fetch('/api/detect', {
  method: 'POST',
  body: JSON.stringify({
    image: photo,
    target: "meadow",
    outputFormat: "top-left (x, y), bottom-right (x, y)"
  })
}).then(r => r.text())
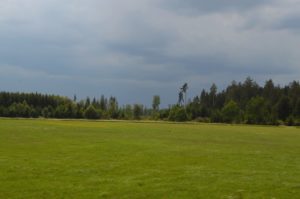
top-left (0, 119), bottom-right (299, 198)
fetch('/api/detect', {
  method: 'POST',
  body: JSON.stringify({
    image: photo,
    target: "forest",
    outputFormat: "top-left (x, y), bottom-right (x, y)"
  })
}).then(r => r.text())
top-left (1, 77), bottom-right (300, 126)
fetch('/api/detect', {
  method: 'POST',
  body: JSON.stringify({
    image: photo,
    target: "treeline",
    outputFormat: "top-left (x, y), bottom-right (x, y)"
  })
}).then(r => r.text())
top-left (1, 77), bottom-right (300, 125)
top-left (172, 77), bottom-right (300, 126)
top-left (0, 92), bottom-right (149, 120)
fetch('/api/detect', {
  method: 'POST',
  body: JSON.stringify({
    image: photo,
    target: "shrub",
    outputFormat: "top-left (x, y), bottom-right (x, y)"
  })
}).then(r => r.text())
top-left (222, 100), bottom-right (240, 123)
top-left (194, 117), bottom-right (210, 123)
top-left (168, 105), bottom-right (188, 122)
top-left (246, 97), bottom-right (269, 124)
top-left (210, 110), bottom-right (223, 123)
top-left (84, 105), bottom-right (99, 119)
top-left (159, 109), bottom-right (170, 120)
top-left (133, 104), bottom-right (143, 120)
top-left (286, 116), bottom-right (295, 126)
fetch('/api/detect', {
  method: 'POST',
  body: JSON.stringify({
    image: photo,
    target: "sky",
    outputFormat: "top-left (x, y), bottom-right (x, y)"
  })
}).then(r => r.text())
top-left (1, 0), bottom-right (300, 107)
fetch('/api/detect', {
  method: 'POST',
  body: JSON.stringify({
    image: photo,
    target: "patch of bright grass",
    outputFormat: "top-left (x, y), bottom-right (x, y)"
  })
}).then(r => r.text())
top-left (0, 119), bottom-right (299, 198)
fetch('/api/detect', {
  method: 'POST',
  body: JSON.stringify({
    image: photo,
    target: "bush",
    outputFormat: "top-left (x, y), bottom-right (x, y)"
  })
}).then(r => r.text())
top-left (84, 105), bottom-right (99, 119)
top-left (294, 119), bottom-right (300, 126)
top-left (133, 104), bottom-right (143, 120)
top-left (194, 117), bottom-right (210, 123)
top-left (268, 117), bottom-right (280, 126)
top-left (210, 110), bottom-right (223, 123)
top-left (286, 116), bottom-right (295, 126)
top-left (8, 102), bottom-right (32, 118)
top-left (246, 97), bottom-right (269, 124)
top-left (168, 105), bottom-right (188, 122)
top-left (159, 109), bottom-right (170, 120)
top-left (151, 111), bottom-right (160, 120)
top-left (222, 100), bottom-right (240, 123)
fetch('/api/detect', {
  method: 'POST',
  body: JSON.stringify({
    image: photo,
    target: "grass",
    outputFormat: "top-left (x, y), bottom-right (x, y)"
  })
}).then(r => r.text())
top-left (0, 119), bottom-right (300, 198)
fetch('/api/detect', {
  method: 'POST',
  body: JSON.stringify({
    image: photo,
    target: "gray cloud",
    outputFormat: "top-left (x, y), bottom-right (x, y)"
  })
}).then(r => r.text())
top-left (273, 15), bottom-right (300, 30)
top-left (160, 0), bottom-right (272, 15)
top-left (0, 0), bottom-right (299, 106)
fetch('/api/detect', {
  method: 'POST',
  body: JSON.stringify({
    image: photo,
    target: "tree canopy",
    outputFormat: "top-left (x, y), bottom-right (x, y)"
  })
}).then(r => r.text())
top-left (1, 77), bottom-right (300, 125)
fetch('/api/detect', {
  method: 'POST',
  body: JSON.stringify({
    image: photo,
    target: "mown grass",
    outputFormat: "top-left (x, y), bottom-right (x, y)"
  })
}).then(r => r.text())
top-left (0, 119), bottom-right (299, 198)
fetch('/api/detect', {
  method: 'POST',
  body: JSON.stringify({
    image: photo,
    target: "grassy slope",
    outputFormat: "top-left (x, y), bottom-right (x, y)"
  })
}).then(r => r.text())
top-left (0, 119), bottom-right (299, 199)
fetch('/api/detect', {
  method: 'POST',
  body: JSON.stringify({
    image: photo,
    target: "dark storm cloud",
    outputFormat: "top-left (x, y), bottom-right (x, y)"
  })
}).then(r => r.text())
top-left (273, 15), bottom-right (300, 30)
top-left (0, 0), bottom-right (299, 106)
top-left (161, 0), bottom-right (272, 15)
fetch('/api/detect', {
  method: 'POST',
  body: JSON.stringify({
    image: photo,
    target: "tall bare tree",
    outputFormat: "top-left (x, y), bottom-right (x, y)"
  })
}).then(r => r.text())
top-left (181, 83), bottom-right (188, 107)
top-left (178, 83), bottom-right (188, 107)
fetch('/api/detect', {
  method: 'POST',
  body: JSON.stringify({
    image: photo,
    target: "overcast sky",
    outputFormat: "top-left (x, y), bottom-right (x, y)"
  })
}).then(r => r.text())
top-left (1, 0), bottom-right (300, 106)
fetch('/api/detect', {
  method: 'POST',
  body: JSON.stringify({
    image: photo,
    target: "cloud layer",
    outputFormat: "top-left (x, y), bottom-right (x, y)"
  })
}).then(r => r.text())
top-left (0, 0), bottom-right (300, 106)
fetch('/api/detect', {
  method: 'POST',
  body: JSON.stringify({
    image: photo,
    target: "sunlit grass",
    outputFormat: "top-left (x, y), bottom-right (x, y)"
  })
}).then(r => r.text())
top-left (0, 119), bottom-right (299, 198)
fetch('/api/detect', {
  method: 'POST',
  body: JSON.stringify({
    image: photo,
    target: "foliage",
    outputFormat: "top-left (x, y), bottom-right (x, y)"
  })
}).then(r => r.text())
top-left (108, 97), bottom-right (119, 119)
top-left (1, 77), bottom-right (300, 125)
top-left (245, 97), bottom-right (269, 124)
top-left (151, 95), bottom-right (161, 120)
top-left (178, 83), bottom-right (188, 106)
top-left (152, 95), bottom-right (160, 111)
top-left (221, 100), bottom-right (240, 123)
top-left (159, 109), bottom-right (170, 120)
top-left (133, 104), bottom-right (143, 120)
top-left (168, 105), bottom-right (188, 122)
top-left (286, 116), bottom-right (295, 126)
top-left (276, 96), bottom-right (291, 121)
top-left (210, 110), bottom-right (223, 123)
top-left (84, 105), bottom-right (99, 119)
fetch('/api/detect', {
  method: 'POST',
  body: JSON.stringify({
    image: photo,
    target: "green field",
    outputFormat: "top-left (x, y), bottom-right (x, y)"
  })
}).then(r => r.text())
top-left (0, 119), bottom-right (299, 198)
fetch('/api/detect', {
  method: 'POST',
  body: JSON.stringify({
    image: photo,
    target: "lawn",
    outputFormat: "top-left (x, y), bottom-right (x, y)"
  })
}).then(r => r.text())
top-left (0, 119), bottom-right (299, 198)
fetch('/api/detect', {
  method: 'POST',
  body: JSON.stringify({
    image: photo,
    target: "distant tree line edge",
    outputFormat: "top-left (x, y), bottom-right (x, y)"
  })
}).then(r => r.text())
top-left (1, 77), bottom-right (300, 126)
